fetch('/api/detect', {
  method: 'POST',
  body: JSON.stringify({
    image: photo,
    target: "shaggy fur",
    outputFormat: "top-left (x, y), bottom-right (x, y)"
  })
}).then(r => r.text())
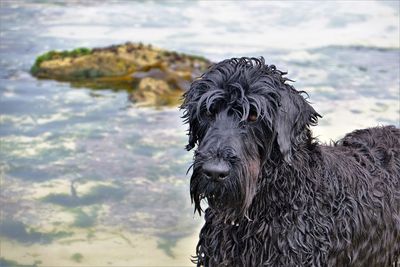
top-left (181, 57), bottom-right (400, 267)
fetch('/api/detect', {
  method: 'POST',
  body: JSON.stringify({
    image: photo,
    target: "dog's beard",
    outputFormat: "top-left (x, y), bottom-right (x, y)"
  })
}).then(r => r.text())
top-left (190, 158), bottom-right (260, 221)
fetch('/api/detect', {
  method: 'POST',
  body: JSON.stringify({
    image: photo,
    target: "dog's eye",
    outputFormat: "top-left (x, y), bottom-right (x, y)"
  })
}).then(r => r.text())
top-left (248, 111), bottom-right (258, 122)
top-left (206, 111), bottom-right (213, 118)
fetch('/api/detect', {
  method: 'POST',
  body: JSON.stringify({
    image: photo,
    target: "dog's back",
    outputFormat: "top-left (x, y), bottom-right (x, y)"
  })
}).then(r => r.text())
top-left (339, 125), bottom-right (400, 171)
top-left (329, 126), bottom-right (400, 266)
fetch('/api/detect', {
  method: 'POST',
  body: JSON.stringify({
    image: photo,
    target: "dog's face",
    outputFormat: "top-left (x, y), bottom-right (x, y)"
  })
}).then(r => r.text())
top-left (189, 108), bottom-right (267, 218)
top-left (182, 57), bottom-right (319, 218)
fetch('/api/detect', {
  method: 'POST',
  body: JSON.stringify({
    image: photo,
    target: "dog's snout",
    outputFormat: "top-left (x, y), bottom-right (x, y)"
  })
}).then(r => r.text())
top-left (203, 161), bottom-right (230, 181)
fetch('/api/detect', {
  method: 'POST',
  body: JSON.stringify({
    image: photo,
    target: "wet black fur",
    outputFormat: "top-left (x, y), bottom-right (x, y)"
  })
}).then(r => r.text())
top-left (181, 57), bottom-right (400, 266)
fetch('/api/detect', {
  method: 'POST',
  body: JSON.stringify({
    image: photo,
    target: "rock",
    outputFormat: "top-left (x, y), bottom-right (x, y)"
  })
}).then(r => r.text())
top-left (130, 78), bottom-right (173, 106)
top-left (31, 42), bottom-right (212, 105)
top-left (132, 68), bottom-right (167, 80)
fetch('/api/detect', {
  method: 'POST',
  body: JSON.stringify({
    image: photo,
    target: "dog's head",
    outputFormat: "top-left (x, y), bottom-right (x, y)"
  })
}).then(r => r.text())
top-left (181, 57), bottom-right (320, 218)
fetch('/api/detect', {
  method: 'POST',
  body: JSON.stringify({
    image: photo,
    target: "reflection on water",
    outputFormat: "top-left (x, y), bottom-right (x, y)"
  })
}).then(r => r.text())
top-left (0, 1), bottom-right (399, 266)
top-left (0, 219), bottom-right (72, 244)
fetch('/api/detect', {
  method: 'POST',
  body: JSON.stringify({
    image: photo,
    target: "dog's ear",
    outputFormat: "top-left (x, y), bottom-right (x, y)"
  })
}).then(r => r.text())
top-left (185, 123), bottom-right (198, 151)
top-left (181, 102), bottom-right (198, 151)
top-left (274, 89), bottom-right (320, 163)
top-left (181, 85), bottom-right (200, 151)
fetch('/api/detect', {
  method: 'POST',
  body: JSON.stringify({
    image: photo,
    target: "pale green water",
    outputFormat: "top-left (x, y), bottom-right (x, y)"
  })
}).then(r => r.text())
top-left (0, 1), bottom-right (399, 266)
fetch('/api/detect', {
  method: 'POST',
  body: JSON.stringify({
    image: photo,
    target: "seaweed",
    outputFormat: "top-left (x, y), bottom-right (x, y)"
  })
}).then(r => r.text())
top-left (70, 68), bottom-right (104, 79)
top-left (70, 253), bottom-right (84, 263)
top-left (71, 207), bottom-right (98, 228)
top-left (30, 47), bottom-right (92, 74)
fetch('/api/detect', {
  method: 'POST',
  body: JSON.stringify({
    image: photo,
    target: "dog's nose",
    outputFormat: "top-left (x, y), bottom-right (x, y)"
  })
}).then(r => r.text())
top-left (203, 161), bottom-right (230, 181)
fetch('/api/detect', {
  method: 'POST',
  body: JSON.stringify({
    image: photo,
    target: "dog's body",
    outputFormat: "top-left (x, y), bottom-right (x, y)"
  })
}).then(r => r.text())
top-left (182, 58), bottom-right (400, 266)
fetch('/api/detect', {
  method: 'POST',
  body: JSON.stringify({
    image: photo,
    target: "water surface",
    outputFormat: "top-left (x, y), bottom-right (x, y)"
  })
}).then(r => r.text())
top-left (0, 1), bottom-right (399, 266)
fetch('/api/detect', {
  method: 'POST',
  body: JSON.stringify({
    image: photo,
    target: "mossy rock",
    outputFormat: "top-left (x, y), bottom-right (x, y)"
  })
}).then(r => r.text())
top-left (31, 42), bottom-right (212, 105)
top-left (128, 77), bottom-right (185, 106)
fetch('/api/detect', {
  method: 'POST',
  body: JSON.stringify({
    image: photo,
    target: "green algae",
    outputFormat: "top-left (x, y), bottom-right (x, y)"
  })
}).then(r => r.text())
top-left (70, 78), bottom-right (133, 91)
top-left (160, 50), bottom-right (208, 62)
top-left (71, 207), bottom-right (98, 228)
top-left (70, 68), bottom-right (105, 79)
top-left (157, 238), bottom-right (177, 258)
top-left (70, 253), bottom-right (84, 263)
top-left (30, 47), bottom-right (92, 75)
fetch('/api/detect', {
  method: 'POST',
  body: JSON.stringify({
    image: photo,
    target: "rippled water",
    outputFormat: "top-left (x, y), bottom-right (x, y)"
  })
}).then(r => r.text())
top-left (0, 1), bottom-right (399, 266)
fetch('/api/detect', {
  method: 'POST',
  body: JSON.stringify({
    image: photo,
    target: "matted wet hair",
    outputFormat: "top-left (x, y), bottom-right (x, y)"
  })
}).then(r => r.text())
top-left (182, 57), bottom-right (320, 162)
top-left (182, 57), bottom-right (400, 266)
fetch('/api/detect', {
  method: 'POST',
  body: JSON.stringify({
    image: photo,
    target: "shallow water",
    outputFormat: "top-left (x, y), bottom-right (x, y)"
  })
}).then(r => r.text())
top-left (0, 1), bottom-right (399, 266)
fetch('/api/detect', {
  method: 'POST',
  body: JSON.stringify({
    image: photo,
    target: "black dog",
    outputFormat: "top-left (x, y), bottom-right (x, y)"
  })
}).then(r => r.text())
top-left (181, 57), bottom-right (400, 266)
